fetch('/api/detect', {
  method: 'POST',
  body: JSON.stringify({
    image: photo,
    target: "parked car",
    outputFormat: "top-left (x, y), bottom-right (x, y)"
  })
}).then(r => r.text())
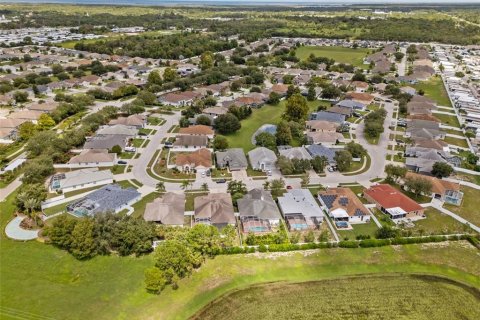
top-left (266, 170), bottom-right (272, 176)
top-left (164, 142), bottom-right (173, 148)
top-left (125, 146), bottom-right (136, 152)
top-left (216, 179), bottom-right (226, 183)
top-left (117, 160), bottom-right (127, 165)
top-left (206, 170), bottom-right (211, 177)
top-left (286, 185), bottom-right (293, 190)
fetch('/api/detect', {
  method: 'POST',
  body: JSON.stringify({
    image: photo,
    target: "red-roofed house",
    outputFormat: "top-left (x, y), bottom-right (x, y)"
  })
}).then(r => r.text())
top-left (363, 184), bottom-right (425, 221)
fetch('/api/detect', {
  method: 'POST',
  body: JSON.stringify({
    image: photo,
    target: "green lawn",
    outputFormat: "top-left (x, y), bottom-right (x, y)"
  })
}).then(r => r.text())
top-left (119, 152), bottom-right (135, 159)
top-left (131, 192), bottom-right (158, 218)
top-left (408, 207), bottom-right (470, 236)
top-left (435, 113), bottom-right (461, 128)
top-left (2, 190), bottom-right (480, 320)
top-left (116, 180), bottom-right (138, 189)
top-left (225, 100), bottom-right (322, 152)
top-left (337, 219), bottom-right (379, 240)
top-left (413, 77), bottom-right (452, 107)
top-left (444, 136), bottom-right (469, 148)
top-left (131, 138), bottom-right (147, 148)
top-left (111, 164), bottom-right (126, 174)
top-left (445, 187), bottom-right (480, 227)
top-left (185, 192), bottom-right (208, 211)
top-left (295, 46), bottom-right (370, 67)
top-left (192, 274), bottom-right (480, 320)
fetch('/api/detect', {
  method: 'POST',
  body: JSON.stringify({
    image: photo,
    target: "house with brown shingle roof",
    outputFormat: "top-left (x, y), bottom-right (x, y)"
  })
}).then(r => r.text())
top-left (318, 188), bottom-right (370, 224)
top-left (345, 92), bottom-right (374, 105)
top-left (178, 125), bottom-right (214, 139)
top-left (144, 192), bottom-right (185, 226)
top-left (173, 135), bottom-right (208, 150)
top-left (194, 193), bottom-right (236, 228)
top-left (404, 172), bottom-right (463, 206)
top-left (67, 149), bottom-right (117, 168)
top-left (109, 114), bottom-right (146, 128)
top-left (26, 101), bottom-right (59, 113)
top-left (174, 148), bottom-right (212, 173)
top-left (306, 120), bottom-right (339, 132)
top-left (8, 110), bottom-right (43, 123)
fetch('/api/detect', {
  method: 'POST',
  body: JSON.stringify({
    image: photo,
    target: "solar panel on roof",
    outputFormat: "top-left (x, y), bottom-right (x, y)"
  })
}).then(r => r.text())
top-left (339, 197), bottom-right (349, 206)
top-left (321, 194), bottom-right (337, 209)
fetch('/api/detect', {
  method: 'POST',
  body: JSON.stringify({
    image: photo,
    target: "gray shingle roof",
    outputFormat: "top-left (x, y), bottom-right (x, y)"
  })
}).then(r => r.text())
top-left (237, 189), bottom-right (281, 220)
top-left (310, 111), bottom-right (345, 124)
top-left (216, 148), bottom-right (248, 170)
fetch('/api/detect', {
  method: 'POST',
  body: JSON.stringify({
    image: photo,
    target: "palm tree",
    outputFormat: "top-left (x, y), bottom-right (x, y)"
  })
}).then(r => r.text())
top-left (181, 180), bottom-right (190, 190)
top-left (23, 197), bottom-right (41, 226)
top-left (201, 183), bottom-right (209, 192)
top-left (156, 182), bottom-right (166, 193)
top-left (263, 181), bottom-right (270, 190)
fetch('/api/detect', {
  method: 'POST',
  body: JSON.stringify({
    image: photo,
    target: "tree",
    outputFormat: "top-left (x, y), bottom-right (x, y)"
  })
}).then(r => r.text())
top-left (144, 267), bottom-right (166, 294)
top-left (70, 218), bottom-right (98, 260)
top-left (270, 178), bottom-right (285, 197)
top-left (186, 224), bottom-right (222, 257)
top-left (394, 52), bottom-right (405, 61)
top-left (15, 183), bottom-right (47, 213)
top-left (286, 85), bottom-right (299, 98)
top-left (213, 136), bottom-right (228, 150)
top-left (268, 91), bottom-right (280, 105)
top-left (156, 182), bottom-right (166, 193)
top-left (455, 71), bottom-right (465, 78)
top-left (163, 67), bottom-right (177, 82)
top-left (275, 121), bottom-right (292, 145)
top-left (111, 145), bottom-right (122, 155)
top-left (154, 240), bottom-right (196, 281)
top-left (201, 183), bottom-right (209, 192)
top-left (255, 132), bottom-right (277, 150)
top-left (37, 113), bottom-right (56, 130)
top-left (22, 156), bottom-right (54, 184)
top-left (301, 174), bottom-right (310, 188)
top-left (352, 70), bottom-right (366, 82)
top-left (214, 113), bottom-right (241, 134)
top-left (137, 90), bottom-right (157, 105)
top-left (200, 51), bottom-right (214, 70)
top-left (227, 180), bottom-right (247, 195)
top-left (321, 85), bottom-right (341, 99)
top-left (284, 93), bottom-right (308, 122)
top-left (45, 214), bottom-right (77, 249)
top-left (375, 226), bottom-right (399, 239)
top-left (18, 121), bottom-right (36, 140)
top-left (277, 156), bottom-right (294, 175)
top-left (404, 176), bottom-right (432, 197)
top-left (181, 180), bottom-right (191, 190)
top-left (263, 180), bottom-right (270, 190)
top-left (13, 91), bottom-right (28, 103)
top-left (196, 115), bottom-right (212, 126)
top-left (311, 156), bottom-right (328, 173)
top-left (147, 70), bottom-right (162, 86)
top-left (385, 164), bottom-right (407, 182)
top-left (307, 85), bottom-right (316, 101)
top-left (345, 142), bottom-right (367, 158)
top-left (431, 162), bottom-right (453, 178)
top-left (334, 150), bottom-right (352, 172)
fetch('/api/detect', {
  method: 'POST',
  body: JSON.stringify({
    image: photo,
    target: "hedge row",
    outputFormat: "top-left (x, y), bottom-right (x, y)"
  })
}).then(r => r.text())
top-left (219, 235), bottom-right (477, 255)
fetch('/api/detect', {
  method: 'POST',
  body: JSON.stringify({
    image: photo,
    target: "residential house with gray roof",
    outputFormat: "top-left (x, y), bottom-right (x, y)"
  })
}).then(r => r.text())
top-left (49, 168), bottom-right (113, 193)
top-left (216, 148), bottom-right (248, 171)
top-left (248, 147), bottom-right (277, 172)
top-left (144, 192), bottom-right (185, 226)
top-left (309, 111), bottom-right (345, 125)
top-left (277, 189), bottom-right (324, 231)
top-left (237, 189), bottom-right (282, 233)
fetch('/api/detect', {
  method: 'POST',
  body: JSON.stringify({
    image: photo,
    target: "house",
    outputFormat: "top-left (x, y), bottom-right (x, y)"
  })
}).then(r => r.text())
top-left (109, 114), bottom-right (146, 128)
top-left (173, 135), bottom-right (209, 150)
top-left (216, 148), bottom-right (248, 171)
top-left (49, 168), bottom-right (113, 193)
top-left (174, 148), bottom-right (212, 173)
top-left (363, 184), bottom-right (425, 221)
top-left (96, 124), bottom-right (138, 137)
top-left (202, 106), bottom-right (229, 118)
top-left (237, 189), bottom-right (282, 233)
top-left (404, 172), bottom-right (463, 206)
top-left (178, 125), bottom-right (214, 139)
top-left (306, 131), bottom-right (344, 146)
top-left (326, 105), bottom-right (353, 117)
top-left (144, 192), bottom-right (186, 226)
top-left (351, 81), bottom-right (369, 93)
top-left (400, 86), bottom-right (417, 96)
top-left (318, 188), bottom-right (370, 225)
top-left (67, 149), bottom-right (116, 168)
top-left (194, 193), bottom-right (236, 228)
top-left (336, 99), bottom-right (366, 111)
top-left (248, 147), bottom-right (277, 172)
top-left (406, 120), bottom-right (445, 140)
top-left (309, 111), bottom-right (345, 125)
top-left (83, 134), bottom-right (129, 151)
top-left (66, 184), bottom-right (141, 217)
top-left (278, 146), bottom-right (312, 160)
top-left (8, 110), bottom-right (43, 124)
top-left (306, 120), bottom-right (339, 132)
top-left (26, 101), bottom-right (59, 113)
top-left (345, 92), bottom-right (375, 105)
top-left (306, 144), bottom-right (337, 166)
top-left (158, 91), bottom-right (196, 107)
top-left (277, 189), bottom-right (324, 231)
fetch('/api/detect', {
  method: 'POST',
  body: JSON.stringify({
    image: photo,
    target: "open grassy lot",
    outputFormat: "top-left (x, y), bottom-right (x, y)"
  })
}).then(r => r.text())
top-left (444, 136), bottom-right (469, 148)
top-left (224, 100), bottom-right (320, 152)
top-left (2, 190), bottom-right (480, 320)
top-left (445, 187), bottom-right (480, 227)
top-left (192, 274), bottom-right (480, 320)
top-left (408, 207), bottom-right (470, 235)
top-left (337, 219), bottom-right (379, 240)
top-left (413, 77), bottom-right (452, 107)
top-left (295, 46), bottom-right (370, 67)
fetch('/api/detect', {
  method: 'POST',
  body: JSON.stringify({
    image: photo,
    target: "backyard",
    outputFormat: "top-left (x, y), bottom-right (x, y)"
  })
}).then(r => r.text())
top-left (337, 219), bottom-right (379, 240)
top-left (445, 187), bottom-right (480, 227)
top-left (295, 46), bottom-right (370, 67)
top-left (1, 190), bottom-right (479, 320)
top-left (413, 77), bottom-right (452, 107)
top-left (407, 207), bottom-right (470, 236)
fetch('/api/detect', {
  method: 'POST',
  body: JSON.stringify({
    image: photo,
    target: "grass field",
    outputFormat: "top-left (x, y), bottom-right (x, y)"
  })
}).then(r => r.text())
top-left (444, 136), bottom-right (469, 148)
top-left (192, 274), bottom-right (480, 320)
top-left (413, 77), bottom-right (452, 107)
top-left (445, 187), bottom-right (480, 227)
top-left (337, 219), bottom-right (379, 240)
top-left (1, 190), bottom-right (480, 320)
top-left (409, 207), bottom-right (470, 235)
top-left (295, 46), bottom-right (370, 67)
top-left (224, 100), bottom-right (321, 152)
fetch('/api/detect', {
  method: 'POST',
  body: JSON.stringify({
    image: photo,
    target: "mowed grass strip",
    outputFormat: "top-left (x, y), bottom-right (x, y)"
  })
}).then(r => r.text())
top-left (191, 274), bottom-right (480, 320)
top-left (295, 46), bottom-right (370, 67)
top-left (413, 77), bottom-right (452, 107)
top-left (445, 186), bottom-right (480, 227)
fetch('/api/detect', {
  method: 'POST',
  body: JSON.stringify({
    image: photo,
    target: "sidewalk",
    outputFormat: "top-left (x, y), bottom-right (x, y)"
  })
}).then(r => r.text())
top-left (0, 176), bottom-right (22, 202)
